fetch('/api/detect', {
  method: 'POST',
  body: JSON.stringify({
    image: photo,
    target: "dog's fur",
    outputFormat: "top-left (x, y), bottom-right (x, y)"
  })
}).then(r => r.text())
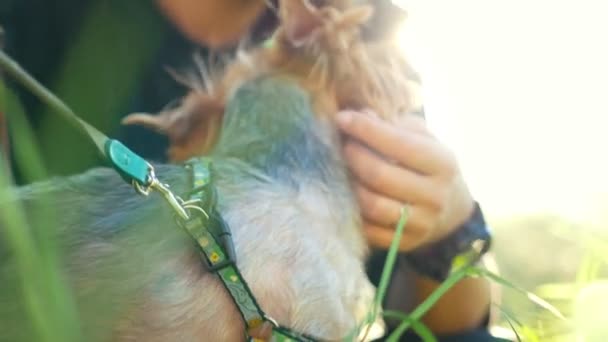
top-left (1, 77), bottom-right (382, 341)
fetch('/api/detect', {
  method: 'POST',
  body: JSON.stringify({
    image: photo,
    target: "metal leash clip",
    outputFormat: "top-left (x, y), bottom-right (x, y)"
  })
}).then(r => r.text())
top-left (130, 167), bottom-right (189, 222)
top-left (104, 139), bottom-right (195, 222)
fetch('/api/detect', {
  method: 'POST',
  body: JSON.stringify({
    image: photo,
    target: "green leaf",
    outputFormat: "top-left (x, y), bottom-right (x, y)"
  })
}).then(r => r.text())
top-left (0, 57), bottom-right (83, 342)
top-left (492, 304), bottom-right (522, 342)
top-left (470, 267), bottom-right (567, 321)
top-left (387, 266), bottom-right (471, 341)
top-left (384, 310), bottom-right (437, 342)
top-left (352, 207), bottom-right (409, 341)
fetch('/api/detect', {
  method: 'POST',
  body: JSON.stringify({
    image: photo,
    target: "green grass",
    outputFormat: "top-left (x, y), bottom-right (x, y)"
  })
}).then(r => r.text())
top-left (1, 58), bottom-right (82, 342)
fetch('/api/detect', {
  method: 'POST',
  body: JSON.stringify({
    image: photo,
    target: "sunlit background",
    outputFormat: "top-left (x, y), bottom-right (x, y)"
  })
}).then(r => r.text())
top-left (392, 1), bottom-right (608, 339)
top-left (393, 0), bottom-right (608, 226)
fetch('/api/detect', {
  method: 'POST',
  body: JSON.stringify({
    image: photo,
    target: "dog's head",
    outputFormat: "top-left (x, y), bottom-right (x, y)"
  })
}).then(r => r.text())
top-left (273, 0), bottom-right (417, 117)
top-left (277, 0), bottom-right (373, 50)
top-left (123, 0), bottom-right (417, 162)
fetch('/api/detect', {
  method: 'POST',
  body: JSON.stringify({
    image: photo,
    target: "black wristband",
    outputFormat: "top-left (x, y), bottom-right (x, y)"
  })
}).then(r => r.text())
top-left (402, 202), bottom-right (492, 282)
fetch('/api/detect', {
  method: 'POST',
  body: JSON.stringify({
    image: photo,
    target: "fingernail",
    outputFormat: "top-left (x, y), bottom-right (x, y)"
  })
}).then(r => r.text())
top-left (336, 111), bottom-right (353, 127)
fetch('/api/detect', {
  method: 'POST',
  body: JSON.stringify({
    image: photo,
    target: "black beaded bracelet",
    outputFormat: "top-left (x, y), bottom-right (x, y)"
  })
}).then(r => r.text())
top-left (402, 202), bottom-right (492, 282)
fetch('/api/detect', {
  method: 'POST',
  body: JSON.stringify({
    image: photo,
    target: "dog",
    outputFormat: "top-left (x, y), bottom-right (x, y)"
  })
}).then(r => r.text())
top-left (1, 76), bottom-right (384, 341)
top-left (1, 0), bottom-right (417, 340)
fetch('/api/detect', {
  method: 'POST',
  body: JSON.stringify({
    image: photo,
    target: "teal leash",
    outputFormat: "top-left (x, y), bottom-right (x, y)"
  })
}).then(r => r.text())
top-left (0, 50), bottom-right (323, 342)
top-left (0, 50), bottom-right (157, 194)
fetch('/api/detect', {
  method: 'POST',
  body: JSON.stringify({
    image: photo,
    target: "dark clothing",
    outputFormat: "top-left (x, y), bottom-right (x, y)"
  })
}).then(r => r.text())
top-left (1, 1), bottom-right (501, 340)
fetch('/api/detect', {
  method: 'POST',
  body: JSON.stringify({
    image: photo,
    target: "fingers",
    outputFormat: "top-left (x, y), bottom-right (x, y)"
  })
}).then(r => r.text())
top-left (356, 184), bottom-right (439, 251)
top-left (364, 224), bottom-right (420, 251)
top-left (335, 109), bottom-right (472, 251)
top-left (355, 185), bottom-right (403, 227)
top-left (344, 141), bottom-right (440, 208)
top-left (336, 110), bottom-right (453, 175)
top-left (363, 208), bottom-right (434, 251)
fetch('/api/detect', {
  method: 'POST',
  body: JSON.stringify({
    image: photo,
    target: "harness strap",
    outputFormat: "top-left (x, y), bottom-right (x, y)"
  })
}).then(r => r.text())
top-left (184, 159), bottom-right (320, 342)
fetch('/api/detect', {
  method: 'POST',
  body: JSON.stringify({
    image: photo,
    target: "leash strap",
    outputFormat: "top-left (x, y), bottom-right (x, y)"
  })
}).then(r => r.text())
top-left (0, 50), bottom-right (192, 220)
top-left (0, 50), bottom-right (150, 187)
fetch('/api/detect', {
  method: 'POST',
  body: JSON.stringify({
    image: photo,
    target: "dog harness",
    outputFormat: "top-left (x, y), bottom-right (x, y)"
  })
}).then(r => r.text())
top-left (179, 159), bottom-right (321, 342)
top-left (0, 50), bottom-right (324, 342)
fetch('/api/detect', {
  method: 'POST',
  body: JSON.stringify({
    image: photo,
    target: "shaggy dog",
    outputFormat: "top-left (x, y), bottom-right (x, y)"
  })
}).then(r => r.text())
top-left (1, 0), bottom-right (417, 340)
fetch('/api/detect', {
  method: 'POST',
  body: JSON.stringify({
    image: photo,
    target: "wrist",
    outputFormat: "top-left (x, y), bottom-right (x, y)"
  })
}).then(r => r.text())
top-left (402, 201), bottom-right (492, 282)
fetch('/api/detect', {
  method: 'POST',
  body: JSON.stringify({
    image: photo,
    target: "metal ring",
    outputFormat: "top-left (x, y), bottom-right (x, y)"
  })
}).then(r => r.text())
top-left (183, 204), bottom-right (210, 220)
top-left (146, 163), bottom-right (156, 183)
top-left (181, 198), bottom-right (203, 207)
top-left (133, 163), bottom-right (157, 196)
top-left (150, 180), bottom-right (190, 220)
top-left (262, 314), bottom-right (279, 328)
top-left (133, 180), bottom-right (151, 196)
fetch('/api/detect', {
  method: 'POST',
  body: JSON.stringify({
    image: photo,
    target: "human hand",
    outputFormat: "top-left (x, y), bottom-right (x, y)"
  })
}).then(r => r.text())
top-left (335, 110), bottom-right (475, 251)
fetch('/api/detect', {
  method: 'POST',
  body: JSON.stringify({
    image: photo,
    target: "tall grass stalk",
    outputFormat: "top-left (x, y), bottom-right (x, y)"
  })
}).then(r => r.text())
top-left (1, 53), bottom-right (83, 342)
top-left (387, 266), bottom-right (472, 341)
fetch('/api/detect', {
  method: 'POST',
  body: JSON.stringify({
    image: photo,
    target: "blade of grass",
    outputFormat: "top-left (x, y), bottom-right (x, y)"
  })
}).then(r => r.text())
top-left (470, 267), bottom-right (567, 321)
top-left (0, 158), bottom-right (60, 341)
top-left (0, 81), bottom-right (46, 182)
top-left (374, 208), bottom-right (409, 310)
top-left (492, 303), bottom-right (523, 342)
top-left (384, 310), bottom-right (437, 342)
top-left (386, 266), bottom-right (472, 341)
top-left (502, 317), bottom-right (522, 342)
top-left (355, 207), bottom-right (409, 341)
top-left (519, 326), bottom-right (542, 342)
top-left (1, 70), bottom-right (82, 342)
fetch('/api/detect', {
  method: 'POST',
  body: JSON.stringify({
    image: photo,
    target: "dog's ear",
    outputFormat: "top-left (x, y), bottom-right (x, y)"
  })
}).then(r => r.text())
top-left (278, 0), bottom-right (324, 46)
top-left (122, 93), bottom-right (224, 161)
top-left (278, 0), bottom-right (373, 46)
top-left (335, 5), bottom-right (373, 31)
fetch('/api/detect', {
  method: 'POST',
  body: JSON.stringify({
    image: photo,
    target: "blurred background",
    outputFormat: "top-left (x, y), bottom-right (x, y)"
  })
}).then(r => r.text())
top-left (395, 0), bottom-right (608, 340)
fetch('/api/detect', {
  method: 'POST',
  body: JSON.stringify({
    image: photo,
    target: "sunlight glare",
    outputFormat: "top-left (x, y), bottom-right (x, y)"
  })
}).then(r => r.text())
top-left (392, 0), bottom-right (608, 224)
